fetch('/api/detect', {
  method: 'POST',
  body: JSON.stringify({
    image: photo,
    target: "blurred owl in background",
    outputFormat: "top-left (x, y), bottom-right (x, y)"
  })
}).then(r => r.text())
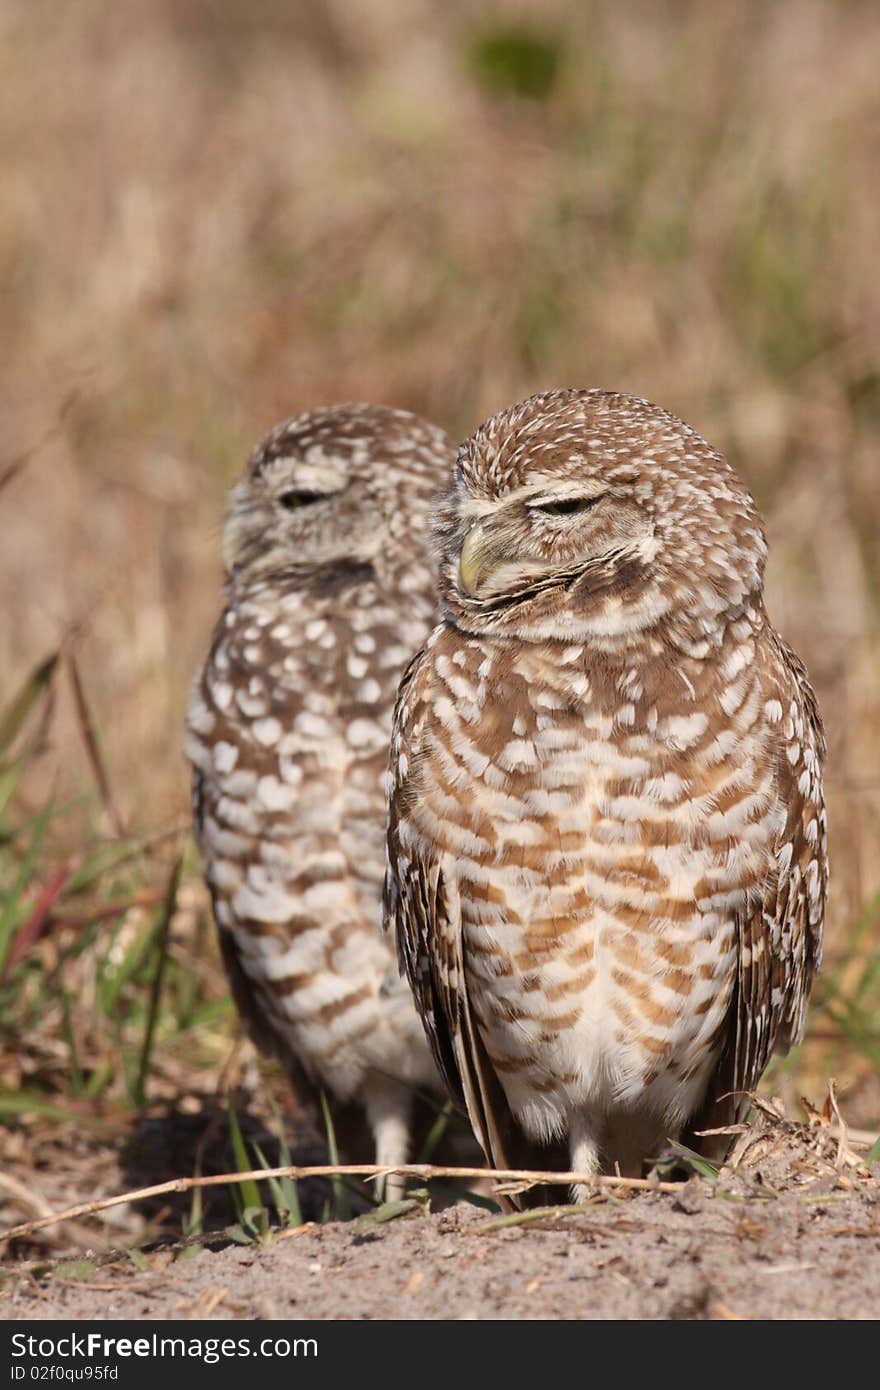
top-left (386, 388), bottom-right (826, 1204)
top-left (187, 404), bottom-right (456, 1188)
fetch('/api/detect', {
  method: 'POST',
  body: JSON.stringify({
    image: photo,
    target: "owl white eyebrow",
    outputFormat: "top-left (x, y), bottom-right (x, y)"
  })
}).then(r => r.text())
top-left (270, 460), bottom-right (346, 493)
top-left (524, 487), bottom-right (606, 509)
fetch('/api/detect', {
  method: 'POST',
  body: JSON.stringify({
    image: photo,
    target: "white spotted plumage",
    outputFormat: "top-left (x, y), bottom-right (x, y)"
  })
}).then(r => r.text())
top-left (188, 404), bottom-right (455, 1185)
top-left (385, 388), bottom-right (827, 1201)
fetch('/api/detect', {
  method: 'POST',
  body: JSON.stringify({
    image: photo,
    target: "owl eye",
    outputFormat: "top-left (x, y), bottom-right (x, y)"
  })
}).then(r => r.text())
top-left (278, 489), bottom-right (326, 510)
top-left (530, 495), bottom-right (604, 517)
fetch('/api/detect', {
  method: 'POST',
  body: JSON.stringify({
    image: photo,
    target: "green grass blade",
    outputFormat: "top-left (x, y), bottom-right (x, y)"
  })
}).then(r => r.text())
top-left (667, 1141), bottom-right (720, 1182)
top-left (320, 1090), bottom-right (349, 1221)
top-left (58, 987), bottom-right (84, 1096)
top-left (253, 1141), bottom-right (302, 1228)
top-left (0, 757), bottom-right (26, 822)
top-left (65, 840), bottom-right (153, 898)
top-left (98, 917), bottom-right (166, 1016)
top-left (0, 804), bottom-right (53, 974)
top-left (0, 1092), bottom-right (90, 1124)
top-left (267, 1098), bottom-right (302, 1226)
top-left (417, 1100), bottom-right (452, 1163)
top-left (354, 1197), bottom-right (419, 1232)
top-left (133, 856), bottom-right (181, 1106)
top-left (184, 1173), bottom-right (204, 1238)
top-left (0, 652), bottom-right (58, 755)
top-left (227, 1100), bottom-right (263, 1215)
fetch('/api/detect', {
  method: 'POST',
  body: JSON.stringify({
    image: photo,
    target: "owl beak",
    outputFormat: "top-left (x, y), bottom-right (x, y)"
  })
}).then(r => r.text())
top-left (459, 520), bottom-right (508, 596)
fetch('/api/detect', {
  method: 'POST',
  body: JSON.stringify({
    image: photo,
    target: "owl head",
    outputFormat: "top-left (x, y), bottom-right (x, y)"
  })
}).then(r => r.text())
top-left (222, 404), bottom-right (453, 586)
top-left (434, 389), bottom-right (767, 654)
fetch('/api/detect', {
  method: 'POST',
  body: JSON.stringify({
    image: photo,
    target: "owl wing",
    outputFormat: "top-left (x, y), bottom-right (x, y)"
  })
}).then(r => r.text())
top-left (187, 639), bottom-right (349, 1106)
top-left (691, 635), bottom-right (827, 1149)
top-left (384, 649), bottom-right (519, 1175)
top-left (191, 770), bottom-right (283, 1068)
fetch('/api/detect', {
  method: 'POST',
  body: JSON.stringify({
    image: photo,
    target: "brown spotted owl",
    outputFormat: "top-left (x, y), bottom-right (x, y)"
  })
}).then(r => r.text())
top-left (385, 388), bottom-right (827, 1202)
top-left (187, 404), bottom-right (456, 1186)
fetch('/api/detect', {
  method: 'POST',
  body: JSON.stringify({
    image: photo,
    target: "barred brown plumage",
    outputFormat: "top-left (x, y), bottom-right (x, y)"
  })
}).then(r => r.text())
top-left (187, 403), bottom-right (455, 1190)
top-left (384, 388), bottom-right (827, 1203)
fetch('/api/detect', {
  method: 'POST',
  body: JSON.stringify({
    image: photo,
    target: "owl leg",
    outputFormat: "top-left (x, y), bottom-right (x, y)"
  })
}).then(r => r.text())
top-left (364, 1077), bottom-right (413, 1203)
top-left (568, 1111), bottom-right (603, 1203)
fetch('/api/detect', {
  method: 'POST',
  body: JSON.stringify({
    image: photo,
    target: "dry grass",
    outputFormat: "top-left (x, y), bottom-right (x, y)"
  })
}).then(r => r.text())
top-left (1, 0), bottom-right (879, 1245)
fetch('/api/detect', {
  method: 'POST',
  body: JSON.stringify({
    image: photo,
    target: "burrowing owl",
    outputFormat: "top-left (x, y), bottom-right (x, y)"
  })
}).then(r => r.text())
top-left (187, 403), bottom-right (455, 1182)
top-left (385, 388), bottom-right (827, 1200)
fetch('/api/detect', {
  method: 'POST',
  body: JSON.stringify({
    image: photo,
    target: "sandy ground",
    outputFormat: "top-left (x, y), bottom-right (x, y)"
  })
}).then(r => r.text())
top-left (1, 1116), bottom-right (878, 1321)
top-left (1, 1186), bottom-right (878, 1322)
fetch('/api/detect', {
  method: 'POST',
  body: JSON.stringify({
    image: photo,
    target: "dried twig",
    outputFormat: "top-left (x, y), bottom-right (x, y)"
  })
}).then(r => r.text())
top-left (472, 1204), bottom-right (598, 1233)
top-left (0, 1162), bottom-right (686, 1246)
top-left (0, 1171), bottom-right (57, 1223)
top-left (825, 1080), bottom-right (863, 1170)
top-left (828, 1126), bottom-right (879, 1149)
top-left (0, 1172), bottom-right (96, 1251)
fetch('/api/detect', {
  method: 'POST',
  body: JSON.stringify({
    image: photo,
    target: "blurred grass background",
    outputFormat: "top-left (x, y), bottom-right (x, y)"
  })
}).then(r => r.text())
top-left (1, 0), bottom-right (879, 1240)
